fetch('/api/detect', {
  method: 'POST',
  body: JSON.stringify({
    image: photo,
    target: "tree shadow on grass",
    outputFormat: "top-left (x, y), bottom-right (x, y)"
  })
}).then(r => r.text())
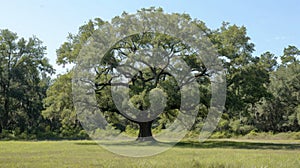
top-left (175, 140), bottom-right (300, 150)
top-left (74, 140), bottom-right (300, 150)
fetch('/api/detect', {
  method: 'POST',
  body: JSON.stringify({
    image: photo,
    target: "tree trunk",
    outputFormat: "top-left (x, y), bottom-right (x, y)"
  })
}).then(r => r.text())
top-left (2, 85), bottom-right (9, 132)
top-left (136, 121), bottom-right (155, 142)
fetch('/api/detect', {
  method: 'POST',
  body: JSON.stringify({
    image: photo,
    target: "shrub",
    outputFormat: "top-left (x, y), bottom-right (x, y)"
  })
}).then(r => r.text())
top-left (210, 131), bottom-right (231, 139)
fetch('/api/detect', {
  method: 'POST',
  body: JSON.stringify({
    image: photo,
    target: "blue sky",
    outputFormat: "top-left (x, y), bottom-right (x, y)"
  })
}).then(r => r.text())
top-left (0, 0), bottom-right (299, 74)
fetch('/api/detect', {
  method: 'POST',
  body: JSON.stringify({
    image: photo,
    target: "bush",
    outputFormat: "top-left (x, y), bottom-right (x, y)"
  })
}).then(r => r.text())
top-left (238, 125), bottom-right (255, 135)
top-left (291, 132), bottom-right (300, 139)
top-left (91, 125), bottom-right (121, 140)
top-left (243, 131), bottom-right (300, 140)
top-left (77, 130), bottom-right (89, 139)
top-left (247, 130), bottom-right (258, 137)
top-left (124, 125), bottom-right (138, 137)
top-left (210, 131), bottom-right (231, 139)
top-left (0, 130), bottom-right (14, 140)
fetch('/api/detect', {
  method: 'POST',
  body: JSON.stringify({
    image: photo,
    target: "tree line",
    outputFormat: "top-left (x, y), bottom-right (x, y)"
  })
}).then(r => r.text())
top-left (0, 8), bottom-right (299, 140)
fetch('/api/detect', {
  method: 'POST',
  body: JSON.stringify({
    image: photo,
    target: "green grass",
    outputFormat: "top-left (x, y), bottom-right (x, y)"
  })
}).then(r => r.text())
top-left (0, 139), bottom-right (299, 168)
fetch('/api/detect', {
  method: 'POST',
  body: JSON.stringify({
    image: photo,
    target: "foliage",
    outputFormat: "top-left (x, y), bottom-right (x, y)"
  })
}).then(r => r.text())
top-left (0, 29), bottom-right (54, 136)
top-left (61, 8), bottom-right (217, 141)
top-left (42, 71), bottom-right (86, 139)
top-left (0, 8), bottom-right (299, 140)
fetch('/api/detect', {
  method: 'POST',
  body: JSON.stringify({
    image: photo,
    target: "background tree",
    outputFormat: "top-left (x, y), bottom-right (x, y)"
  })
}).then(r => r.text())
top-left (0, 29), bottom-right (54, 135)
top-left (257, 46), bottom-right (300, 132)
top-left (208, 23), bottom-right (273, 135)
top-left (42, 71), bottom-right (85, 138)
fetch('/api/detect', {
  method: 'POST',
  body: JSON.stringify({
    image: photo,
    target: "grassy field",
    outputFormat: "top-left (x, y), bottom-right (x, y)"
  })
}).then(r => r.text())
top-left (0, 139), bottom-right (299, 168)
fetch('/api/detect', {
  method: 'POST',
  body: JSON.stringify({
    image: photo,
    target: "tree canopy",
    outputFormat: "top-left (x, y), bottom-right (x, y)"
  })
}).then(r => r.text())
top-left (0, 29), bottom-right (54, 137)
top-left (0, 8), bottom-right (299, 140)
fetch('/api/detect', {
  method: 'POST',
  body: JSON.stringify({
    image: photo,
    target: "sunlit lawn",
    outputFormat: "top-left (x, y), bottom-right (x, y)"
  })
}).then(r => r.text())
top-left (0, 139), bottom-right (299, 168)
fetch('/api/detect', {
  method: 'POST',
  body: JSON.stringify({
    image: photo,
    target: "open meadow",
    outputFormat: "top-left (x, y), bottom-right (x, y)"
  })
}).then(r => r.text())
top-left (1, 139), bottom-right (299, 168)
